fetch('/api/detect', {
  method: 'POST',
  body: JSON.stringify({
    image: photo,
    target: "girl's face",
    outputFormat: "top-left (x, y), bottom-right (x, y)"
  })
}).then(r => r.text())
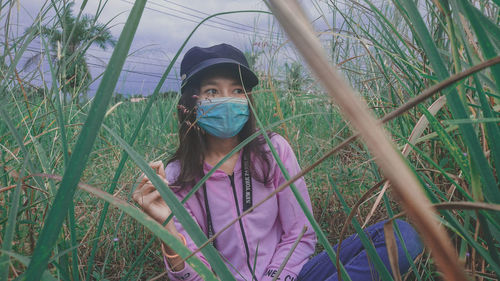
top-left (198, 73), bottom-right (248, 101)
top-left (193, 69), bottom-right (252, 139)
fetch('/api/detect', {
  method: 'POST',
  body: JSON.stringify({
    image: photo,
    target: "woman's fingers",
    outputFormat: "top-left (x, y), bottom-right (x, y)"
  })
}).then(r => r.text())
top-left (157, 162), bottom-right (166, 178)
top-left (142, 182), bottom-right (157, 194)
top-left (133, 182), bottom-right (155, 201)
top-left (149, 161), bottom-right (167, 179)
top-left (133, 189), bottom-right (172, 224)
top-left (139, 174), bottom-right (167, 187)
top-left (134, 161), bottom-right (170, 207)
top-left (133, 185), bottom-right (155, 205)
top-left (135, 178), bottom-right (169, 196)
top-left (132, 189), bottom-right (143, 203)
top-left (149, 161), bottom-right (162, 173)
top-left (137, 161), bottom-right (167, 186)
top-left (138, 173), bottom-right (150, 190)
top-left (144, 190), bottom-right (168, 206)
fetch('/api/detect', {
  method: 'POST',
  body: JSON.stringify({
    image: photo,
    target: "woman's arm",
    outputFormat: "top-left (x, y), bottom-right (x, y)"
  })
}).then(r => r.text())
top-left (132, 161), bottom-right (186, 271)
top-left (134, 161), bottom-right (211, 281)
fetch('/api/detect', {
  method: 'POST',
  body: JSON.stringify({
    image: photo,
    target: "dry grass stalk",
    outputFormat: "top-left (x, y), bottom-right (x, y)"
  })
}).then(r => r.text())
top-left (265, 0), bottom-right (467, 280)
top-left (336, 180), bottom-right (386, 272)
top-left (384, 221), bottom-right (402, 281)
top-left (363, 96), bottom-right (447, 227)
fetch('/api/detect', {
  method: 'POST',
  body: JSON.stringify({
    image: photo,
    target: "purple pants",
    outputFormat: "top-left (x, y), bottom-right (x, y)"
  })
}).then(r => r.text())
top-left (298, 220), bottom-right (423, 281)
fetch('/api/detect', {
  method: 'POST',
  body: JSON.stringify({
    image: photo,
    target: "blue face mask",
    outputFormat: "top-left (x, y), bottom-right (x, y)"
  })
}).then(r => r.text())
top-left (196, 97), bottom-right (249, 138)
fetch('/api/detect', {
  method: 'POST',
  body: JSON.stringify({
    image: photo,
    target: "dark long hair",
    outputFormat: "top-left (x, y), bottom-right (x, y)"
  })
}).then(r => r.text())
top-left (168, 69), bottom-right (272, 188)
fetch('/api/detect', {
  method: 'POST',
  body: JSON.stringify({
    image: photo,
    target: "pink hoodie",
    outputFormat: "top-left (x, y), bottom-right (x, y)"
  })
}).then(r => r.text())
top-left (164, 134), bottom-right (317, 281)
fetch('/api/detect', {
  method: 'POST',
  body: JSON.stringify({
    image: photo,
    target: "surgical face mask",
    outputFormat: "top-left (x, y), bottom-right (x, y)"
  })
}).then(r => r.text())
top-left (196, 97), bottom-right (249, 138)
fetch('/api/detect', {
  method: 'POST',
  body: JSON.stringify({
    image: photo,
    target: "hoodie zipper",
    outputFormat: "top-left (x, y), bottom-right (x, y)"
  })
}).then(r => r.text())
top-left (229, 174), bottom-right (258, 281)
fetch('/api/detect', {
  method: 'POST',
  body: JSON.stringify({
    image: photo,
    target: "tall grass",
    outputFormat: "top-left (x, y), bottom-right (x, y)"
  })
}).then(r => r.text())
top-left (1, 0), bottom-right (499, 280)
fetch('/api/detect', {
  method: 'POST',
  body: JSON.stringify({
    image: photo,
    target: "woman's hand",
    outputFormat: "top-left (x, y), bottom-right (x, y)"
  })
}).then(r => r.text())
top-left (132, 161), bottom-right (176, 233)
top-left (133, 161), bottom-right (186, 271)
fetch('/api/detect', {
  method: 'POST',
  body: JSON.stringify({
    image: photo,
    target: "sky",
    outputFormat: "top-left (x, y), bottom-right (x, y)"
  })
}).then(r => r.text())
top-left (8, 0), bottom-right (332, 96)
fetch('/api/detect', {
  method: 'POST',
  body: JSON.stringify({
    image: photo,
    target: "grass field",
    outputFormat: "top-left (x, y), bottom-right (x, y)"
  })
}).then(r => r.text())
top-left (1, 0), bottom-right (500, 280)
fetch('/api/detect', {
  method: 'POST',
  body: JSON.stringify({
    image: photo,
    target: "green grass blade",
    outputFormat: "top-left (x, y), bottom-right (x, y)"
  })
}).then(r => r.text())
top-left (73, 178), bottom-right (218, 280)
top-left (0, 159), bottom-right (28, 280)
top-left (470, 70), bottom-right (500, 182)
top-left (0, 21), bottom-right (39, 101)
top-left (417, 104), bottom-right (470, 183)
top-left (22, 1), bottom-right (148, 280)
top-left (41, 33), bottom-right (80, 281)
top-left (343, 0), bottom-right (423, 88)
top-left (1, 251), bottom-right (57, 281)
top-left (245, 91), bottom-right (353, 281)
top-left (40, 34), bottom-right (70, 167)
top-left (477, 213), bottom-right (500, 280)
top-left (416, 174), bottom-right (500, 274)
top-left (391, 130), bottom-right (500, 273)
top-left (387, 127), bottom-right (472, 200)
top-left (443, 117), bottom-right (500, 125)
top-left (455, 0), bottom-right (500, 93)
top-left (461, 0), bottom-right (500, 52)
top-left (395, 0), bottom-right (500, 203)
top-left (0, 107), bottom-right (44, 190)
top-left (101, 124), bottom-right (236, 281)
top-left (466, 55), bottom-right (500, 275)
top-left (67, 204), bottom-right (79, 281)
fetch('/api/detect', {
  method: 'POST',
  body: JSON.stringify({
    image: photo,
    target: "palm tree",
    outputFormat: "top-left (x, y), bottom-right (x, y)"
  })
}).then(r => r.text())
top-left (26, 2), bottom-right (116, 103)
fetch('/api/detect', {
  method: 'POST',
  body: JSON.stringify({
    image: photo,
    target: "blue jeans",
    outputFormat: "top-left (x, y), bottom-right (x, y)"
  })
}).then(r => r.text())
top-left (298, 220), bottom-right (423, 281)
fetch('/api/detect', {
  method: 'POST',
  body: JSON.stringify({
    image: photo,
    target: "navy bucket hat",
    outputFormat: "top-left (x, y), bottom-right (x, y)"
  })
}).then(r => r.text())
top-left (180, 43), bottom-right (259, 94)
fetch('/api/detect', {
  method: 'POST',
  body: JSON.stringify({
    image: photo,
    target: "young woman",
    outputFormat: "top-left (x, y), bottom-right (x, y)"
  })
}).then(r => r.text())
top-left (133, 43), bottom-right (423, 281)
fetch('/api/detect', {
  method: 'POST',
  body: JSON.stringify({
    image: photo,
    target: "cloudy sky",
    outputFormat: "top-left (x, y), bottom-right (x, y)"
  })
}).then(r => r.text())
top-left (11, 0), bottom-right (332, 96)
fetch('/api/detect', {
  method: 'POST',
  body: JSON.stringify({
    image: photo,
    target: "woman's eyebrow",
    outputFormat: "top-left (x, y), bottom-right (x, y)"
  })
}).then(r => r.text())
top-left (200, 80), bottom-right (243, 87)
top-left (200, 81), bottom-right (218, 87)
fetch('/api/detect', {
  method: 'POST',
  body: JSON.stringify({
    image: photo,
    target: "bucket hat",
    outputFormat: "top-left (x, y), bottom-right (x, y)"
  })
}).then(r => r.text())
top-left (180, 43), bottom-right (259, 93)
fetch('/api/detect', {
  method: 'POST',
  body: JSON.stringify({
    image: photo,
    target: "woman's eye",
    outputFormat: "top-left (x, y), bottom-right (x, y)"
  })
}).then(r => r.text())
top-left (205, 89), bottom-right (217, 95)
top-left (234, 88), bottom-right (244, 94)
